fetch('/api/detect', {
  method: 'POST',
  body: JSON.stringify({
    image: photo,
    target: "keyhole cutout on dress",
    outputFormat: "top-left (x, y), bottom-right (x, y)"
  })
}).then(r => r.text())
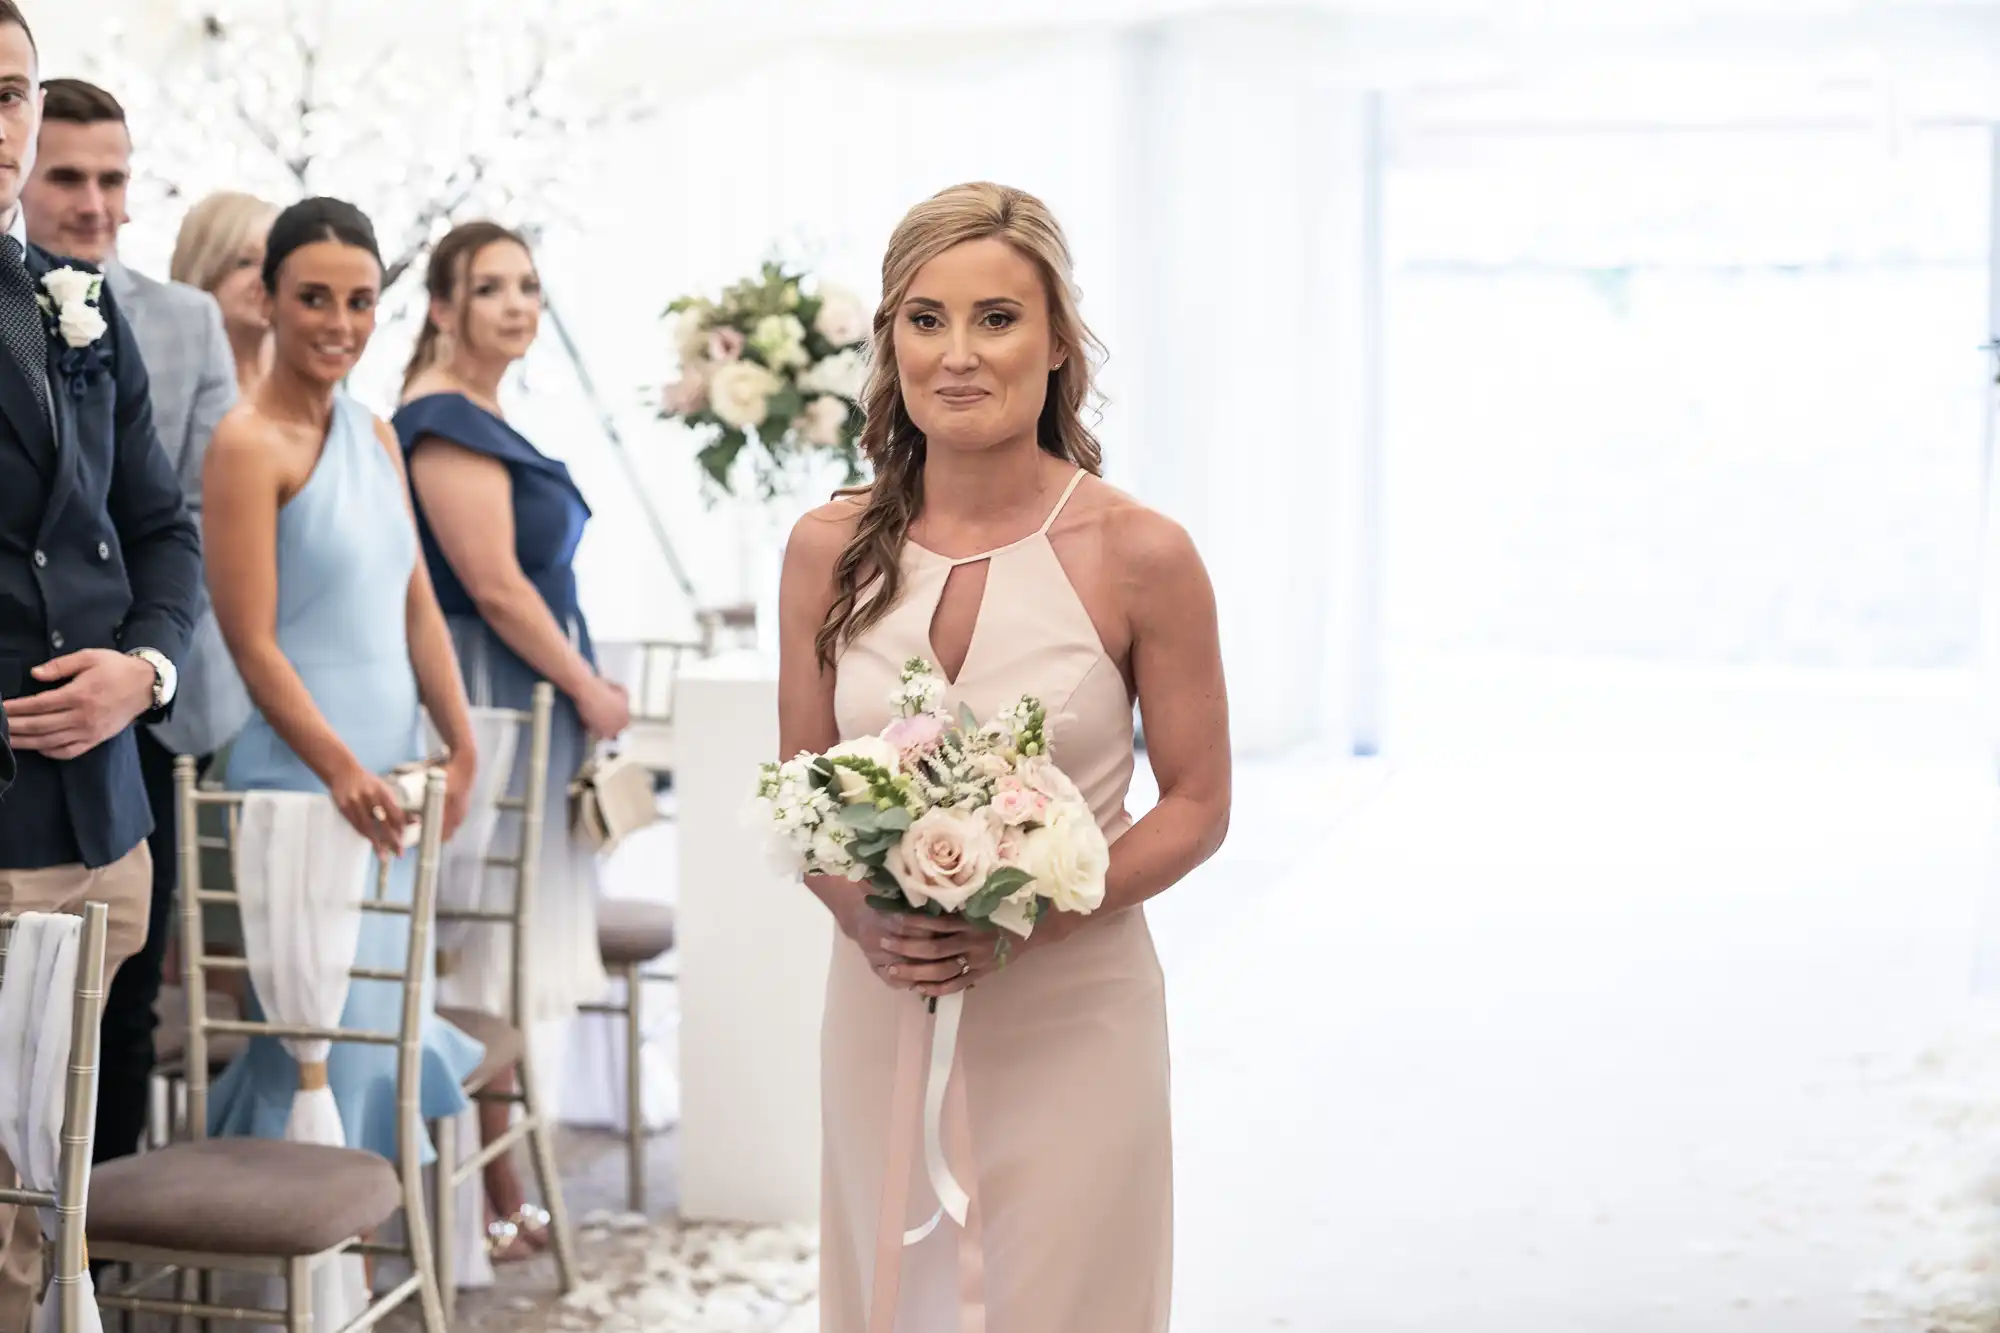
top-left (927, 558), bottom-right (992, 687)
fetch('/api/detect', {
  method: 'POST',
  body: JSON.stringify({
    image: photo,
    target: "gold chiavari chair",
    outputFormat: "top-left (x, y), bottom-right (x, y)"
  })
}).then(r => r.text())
top-left (583, 640), bottom-right (687, 1214)
top-left (427, 682), bottom-right (577, 1321)
top-left (0, 902), bottom-right (109, 1333)
top-left (87, 764), bottom-right (451, 1333)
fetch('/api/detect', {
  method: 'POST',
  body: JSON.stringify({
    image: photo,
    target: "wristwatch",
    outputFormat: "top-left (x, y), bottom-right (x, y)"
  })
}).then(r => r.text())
top-left (126, 648), bottom-right (177, 710)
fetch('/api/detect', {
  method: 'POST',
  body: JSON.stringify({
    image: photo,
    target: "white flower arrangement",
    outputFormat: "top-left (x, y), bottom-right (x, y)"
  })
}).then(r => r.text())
top-left (659, 260), bottom-right (871, 498)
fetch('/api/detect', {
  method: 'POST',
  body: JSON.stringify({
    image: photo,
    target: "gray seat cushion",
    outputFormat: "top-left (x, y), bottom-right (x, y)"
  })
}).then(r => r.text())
top-left (438, 1006), bottom-right (524, 1092)
top-left (91, 1139), bottom-right (400, 1256)
top-left (596, 898), bottom-right (676, 966)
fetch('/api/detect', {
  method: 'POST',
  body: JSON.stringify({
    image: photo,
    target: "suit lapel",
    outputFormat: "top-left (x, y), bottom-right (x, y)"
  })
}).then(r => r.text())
top-left (25, 247), bottom-right (78, 530)
top-left (0, 355), bottom-right (52, 479)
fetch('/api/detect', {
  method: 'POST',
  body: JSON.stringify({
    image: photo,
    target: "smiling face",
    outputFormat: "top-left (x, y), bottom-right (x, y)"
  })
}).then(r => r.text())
top-left (23, 117), bottom-right (128, 263)
top-left (265, 239), bottom-right (380, 388)
top-left (892, 236), bottom-right (1065, 456)
top-left (438, 237), bottom-right (541, 366)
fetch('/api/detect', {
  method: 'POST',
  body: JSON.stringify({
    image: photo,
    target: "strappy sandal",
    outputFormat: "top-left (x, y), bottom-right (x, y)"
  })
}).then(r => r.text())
top-left (510, 1203), bottom-right (553, 1253)
top-left (485, 1216), bottom-right (535, 1263)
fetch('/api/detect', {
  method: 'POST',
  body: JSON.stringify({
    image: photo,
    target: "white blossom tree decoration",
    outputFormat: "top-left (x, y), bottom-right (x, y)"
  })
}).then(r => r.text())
top-left (85, 0), bottom-right (700, 604)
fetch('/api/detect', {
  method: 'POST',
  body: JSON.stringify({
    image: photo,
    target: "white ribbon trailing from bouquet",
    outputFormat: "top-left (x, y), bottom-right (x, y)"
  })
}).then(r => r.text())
top-left (902, 991), bottom-right (970, 1246)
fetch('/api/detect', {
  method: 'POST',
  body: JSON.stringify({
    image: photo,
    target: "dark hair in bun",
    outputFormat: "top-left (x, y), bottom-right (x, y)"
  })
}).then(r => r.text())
top-left (262, 197), bottom-right (383, 293)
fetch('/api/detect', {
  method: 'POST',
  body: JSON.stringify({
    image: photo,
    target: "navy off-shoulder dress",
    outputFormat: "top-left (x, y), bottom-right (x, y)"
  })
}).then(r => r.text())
top-left (391, 392), bottom-right (608, 1019)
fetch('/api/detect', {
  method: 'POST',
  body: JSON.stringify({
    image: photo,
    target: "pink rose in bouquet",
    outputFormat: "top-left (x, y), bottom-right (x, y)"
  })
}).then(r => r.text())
top-left (886, 807), bottom-right (1000, 912)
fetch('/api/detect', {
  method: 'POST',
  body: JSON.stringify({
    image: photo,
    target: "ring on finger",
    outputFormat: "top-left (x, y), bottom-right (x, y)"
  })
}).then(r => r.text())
top-left (370, 805), bottom-right (389, 823)
top-left (958, 957), bottom-right (971, 977)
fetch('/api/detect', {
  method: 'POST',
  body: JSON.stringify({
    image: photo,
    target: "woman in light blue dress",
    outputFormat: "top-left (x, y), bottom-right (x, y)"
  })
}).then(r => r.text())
top-left (200, 197), bottom-right (484, 1158)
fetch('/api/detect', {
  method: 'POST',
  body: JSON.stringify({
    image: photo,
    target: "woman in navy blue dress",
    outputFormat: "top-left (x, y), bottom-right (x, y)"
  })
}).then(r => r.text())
top-left (392, 222), bottom-right (631, 1257)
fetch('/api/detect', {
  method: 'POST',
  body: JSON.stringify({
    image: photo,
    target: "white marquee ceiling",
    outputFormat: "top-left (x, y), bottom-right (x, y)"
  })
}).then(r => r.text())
top-left (35, 1), bottom-right (2000, 114)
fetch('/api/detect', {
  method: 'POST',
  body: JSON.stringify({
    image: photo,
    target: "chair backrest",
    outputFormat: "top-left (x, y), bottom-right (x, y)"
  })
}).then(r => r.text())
top-left (601, 639), bottom-right (703, 726)
top-left (173, 761), bottom-right (448, 1176)
top-left (434, 683), bottom-right (554, 1026)
top-left (597, 640), bottom-right (703, 781)
top-left (0, 902), bottom-right (108, 1329)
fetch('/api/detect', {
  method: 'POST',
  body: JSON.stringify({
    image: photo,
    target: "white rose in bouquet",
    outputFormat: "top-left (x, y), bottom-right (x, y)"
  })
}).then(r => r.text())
top-left (709, 360), bottom-right (782, 429)
top-left (801, 395), bottom-right (848, 448)
top-left (1013, 802), bottom-right (1109, 915)
top-left (801, 348), bottom-right (869, 401)
top-left (824, 735), bottom-right (900, 804)
top-left (813, 283), bottom-right (870, 346)
top-left (886, 806), bottom-right (999, 912)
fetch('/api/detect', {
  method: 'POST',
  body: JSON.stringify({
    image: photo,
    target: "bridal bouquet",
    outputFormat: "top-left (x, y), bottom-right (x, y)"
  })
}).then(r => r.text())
top-left (755, 659), bottom-right (1110, 941)
top-left (660, 260), bottom-right (871, 498)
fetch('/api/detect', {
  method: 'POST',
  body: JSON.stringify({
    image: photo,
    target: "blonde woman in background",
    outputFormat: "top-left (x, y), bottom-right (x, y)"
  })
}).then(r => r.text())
top-left (172, 191), bottom-right (279, 397)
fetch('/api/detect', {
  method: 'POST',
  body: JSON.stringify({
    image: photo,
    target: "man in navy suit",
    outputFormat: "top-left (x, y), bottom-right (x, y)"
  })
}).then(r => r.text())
top-left (0, 5), bottom-right (200, 1321)
top-left (24, 76), bottom-right (239, 1170)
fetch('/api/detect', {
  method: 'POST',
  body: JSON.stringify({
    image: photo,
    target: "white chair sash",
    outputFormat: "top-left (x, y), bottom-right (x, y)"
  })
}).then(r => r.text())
top-left (434, 708), bottom-right (519, 959)
top-left (432, 708), bottom-right (519, 1018)
top-left (234, 792), bottom-right (371, 1327)
top-left (0, 912), bottom-right (103, 1333)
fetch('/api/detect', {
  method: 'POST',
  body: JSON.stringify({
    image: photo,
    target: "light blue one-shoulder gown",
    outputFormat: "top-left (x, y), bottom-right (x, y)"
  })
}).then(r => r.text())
top-left (208, 393), bottom-right (484, 1163)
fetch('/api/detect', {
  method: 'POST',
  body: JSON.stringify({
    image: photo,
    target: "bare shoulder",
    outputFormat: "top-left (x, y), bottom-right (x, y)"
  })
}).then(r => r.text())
top-left (1085, 479), bottom-right (1204, 578)
top-left (204, 402), bottom-right (276, 467)
top-left (786, 493), bottom-right (868, 571)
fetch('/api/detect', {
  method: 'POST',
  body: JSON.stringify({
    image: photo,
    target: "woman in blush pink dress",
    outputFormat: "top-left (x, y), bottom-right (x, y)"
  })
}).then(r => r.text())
top-left (776, 182), bottom-right (1233, 1332)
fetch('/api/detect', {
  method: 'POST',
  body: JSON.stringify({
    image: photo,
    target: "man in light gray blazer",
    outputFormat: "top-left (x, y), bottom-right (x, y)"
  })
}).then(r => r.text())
top-left (23, 77), bottom-right (243, 1165)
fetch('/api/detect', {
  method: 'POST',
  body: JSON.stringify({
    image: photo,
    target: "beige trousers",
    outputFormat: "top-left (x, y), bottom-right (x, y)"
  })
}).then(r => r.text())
top-left (0, 844), bottom-right (152, 1330)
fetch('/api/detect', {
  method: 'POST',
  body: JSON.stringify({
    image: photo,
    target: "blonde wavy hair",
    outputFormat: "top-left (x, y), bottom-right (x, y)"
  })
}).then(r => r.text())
top-left (169, 191), bottom-right (278, 296)
top-left (815, 182), bottom-right (1105, 670)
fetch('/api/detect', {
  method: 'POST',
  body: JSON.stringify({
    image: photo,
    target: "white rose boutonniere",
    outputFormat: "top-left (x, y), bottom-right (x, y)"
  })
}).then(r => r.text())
top-left (38, 267), bottom-right (108, 349)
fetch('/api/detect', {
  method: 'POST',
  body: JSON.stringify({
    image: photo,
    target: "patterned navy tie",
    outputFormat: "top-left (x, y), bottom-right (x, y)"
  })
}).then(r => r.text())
top-left (0, 235), bottom-right (50, 427)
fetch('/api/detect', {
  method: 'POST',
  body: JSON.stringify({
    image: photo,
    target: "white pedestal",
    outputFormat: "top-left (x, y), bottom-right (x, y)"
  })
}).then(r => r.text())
top-left (675, 654), bottom-right (831, 1226)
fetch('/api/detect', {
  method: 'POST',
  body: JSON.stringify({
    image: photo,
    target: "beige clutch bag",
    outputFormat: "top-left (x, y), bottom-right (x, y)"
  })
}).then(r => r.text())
top-left (568, 750), bottom-right (660, 856)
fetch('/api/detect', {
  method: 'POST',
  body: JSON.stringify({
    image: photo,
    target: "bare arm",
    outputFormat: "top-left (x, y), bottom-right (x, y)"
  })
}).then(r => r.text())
top-left (372, 422), bottom-right (475, 767)
top-left (203, 410), bottom-right (363, 786)
top-left (778, 502), bottom-right (870, 928)
top-left (405, 436), bottom-right (598, 702)
top-left (1093, 511), bottom-right (1231, 917)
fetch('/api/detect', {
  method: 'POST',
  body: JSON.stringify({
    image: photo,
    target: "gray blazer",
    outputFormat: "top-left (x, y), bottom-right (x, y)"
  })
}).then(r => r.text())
top-left (105, 261), bottom-right (248, 758)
